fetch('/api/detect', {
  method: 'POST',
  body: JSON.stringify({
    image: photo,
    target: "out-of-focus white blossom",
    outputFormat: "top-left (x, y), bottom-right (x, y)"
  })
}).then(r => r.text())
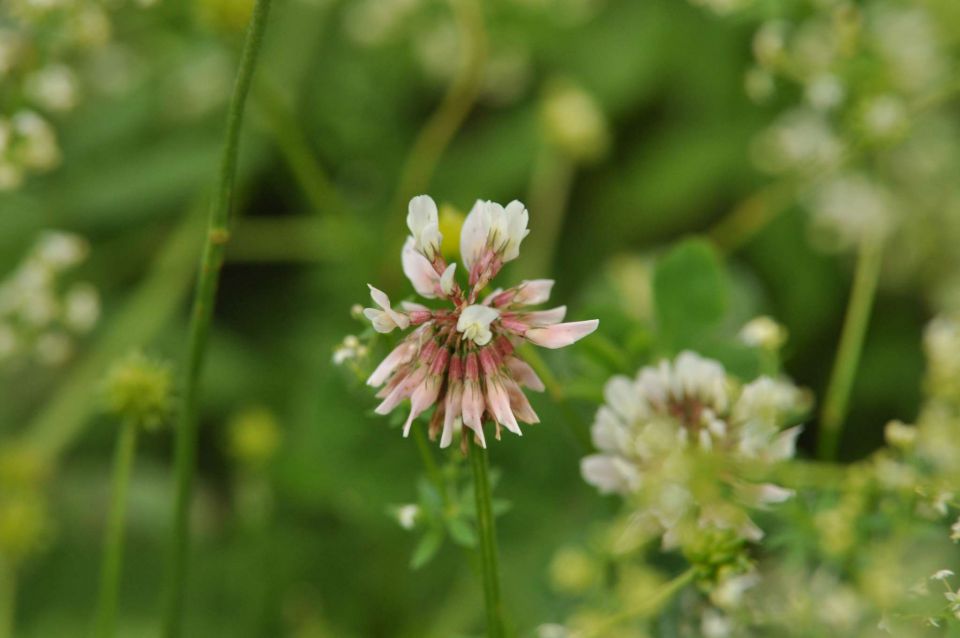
top-left (0, 231), bottom-right (99, 368)
top-left (807, 174), bottom-right (892, 251)
top-left (581, 351), bottom-right (807, 547)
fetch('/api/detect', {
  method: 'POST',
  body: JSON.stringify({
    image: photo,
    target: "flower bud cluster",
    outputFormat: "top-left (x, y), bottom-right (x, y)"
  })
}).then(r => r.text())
top-left (0, 231), bottom-right (100, 367)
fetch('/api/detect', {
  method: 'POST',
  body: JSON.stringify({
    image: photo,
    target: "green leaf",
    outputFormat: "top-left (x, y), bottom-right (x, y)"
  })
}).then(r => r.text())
top-left (417, 478), bottom-right (444, 517)
top-left (446, 517), bottom-right (477, 548)
top-left (653, 238), bottom-right (729, 353)
top-left (410, 528), bottom-right (445, 570)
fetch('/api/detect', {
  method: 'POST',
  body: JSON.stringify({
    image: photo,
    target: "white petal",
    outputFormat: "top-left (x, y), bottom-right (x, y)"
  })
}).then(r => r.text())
top-left (502, 200), bottom-right (529, 262)
top-left (401, 238), bottom-right (440, 298)
top-left (460, 199), bottom-right (491, 272)
top-left (407, 195), bottom-right (441, 259)
top-left (525, 319), bottom-right (598, 349)
top-left (440, 263), bottom-right (457, 296)
top-left (513, 279), bottom-right (554, 306)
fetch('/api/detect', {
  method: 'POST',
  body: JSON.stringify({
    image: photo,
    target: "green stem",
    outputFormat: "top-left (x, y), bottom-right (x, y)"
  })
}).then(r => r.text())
top-left (0, 564), bottom-right (14, 638)
top-left (163, 2), bottom-right (273, 636)
top-left (583, 567), bottom-right (696, 638)
top-left (254, 78), bottom-right (348, 217)
top-left (818, 236), bottom-right (884, 460)
top-left (412, 425), bottom-right (444, 492)
top-left (469, 441), bottom-right (506, 638)
top-left (518, 147), bottom-right (574, 279)
top-left (93, 421), bottom-right (139, 638)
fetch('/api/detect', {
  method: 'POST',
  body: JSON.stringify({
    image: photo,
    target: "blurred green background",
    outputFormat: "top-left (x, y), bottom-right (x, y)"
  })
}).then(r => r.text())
top-left (0, 0), bottom-right (949, 635)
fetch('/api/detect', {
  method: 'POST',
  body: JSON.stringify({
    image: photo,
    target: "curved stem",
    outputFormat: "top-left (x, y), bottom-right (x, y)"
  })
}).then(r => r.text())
top-left (0, 563), bottom-right (14, 638)
top-left (382, 0), bottom-right (486, 283)
top-left (469, 441), bottom-right (506, 638)
top-left (583, 567), bottom-right (696, 638)
top-left (254, 78), bottom-right (349, 217)
top-left (818, 236), bottom-right (884, 460)
top-left (162, 1), bottom-right (274, 636)
top-left (93, 421), bottom-right (139, 638)
top-left (518, 148), bottom-right (574, 279)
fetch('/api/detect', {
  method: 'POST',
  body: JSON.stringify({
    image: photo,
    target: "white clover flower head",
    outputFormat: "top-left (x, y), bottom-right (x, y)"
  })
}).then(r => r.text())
top-left (361, 195), bottom-right (598, 449)
top-left (581, 351), bottom-right (805, 544)
top-left (363, 285), bottom-right (410, 333)
top-left (406, 194), bottom-right (442, 261)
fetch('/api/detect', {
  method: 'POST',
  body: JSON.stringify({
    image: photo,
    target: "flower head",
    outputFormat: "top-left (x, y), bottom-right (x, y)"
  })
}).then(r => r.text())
top-left (581, 351), bottom-right (807, 547)
top-left (362, 194), bottom-right (598, 449)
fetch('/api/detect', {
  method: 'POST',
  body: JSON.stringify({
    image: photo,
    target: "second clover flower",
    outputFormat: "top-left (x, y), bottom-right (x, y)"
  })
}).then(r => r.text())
top-left (363, 195), bottom-right (599, 450)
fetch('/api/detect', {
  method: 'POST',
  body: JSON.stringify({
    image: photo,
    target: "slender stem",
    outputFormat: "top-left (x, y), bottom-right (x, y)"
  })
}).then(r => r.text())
top-left (469, 441), bottom-right (506, 638)
top-left (583, 567), bottom-right (696, 638)
top-left (0, 563), bottom-right (14, 638)
top-left (413, 425), bottom-right (444, 492)
top-left (518, 148), bottom-right (574, 279)
top-left (708, 181), bottom-right (796, 254)
top-left (254, 78), bottom-right (349, 217)
top-left (93, 421), bottom-right (139, 638)
top-left (818, 236), bottom-right (884, 460)
top-left (163, 2), bottom-right (273, 636)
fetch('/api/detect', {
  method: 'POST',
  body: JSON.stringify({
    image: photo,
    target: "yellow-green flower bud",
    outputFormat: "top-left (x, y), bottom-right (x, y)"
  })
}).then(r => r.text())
top-left (0, 492), bottom-right (52, 566)
top-left (549, 546), bottom-right (599, 594)
top-left (227, 407), bottom-right (281, 468)
top-left (540, 79), bottom-right (610, 164)
top-left (103, 350), bottom-right (173, 430)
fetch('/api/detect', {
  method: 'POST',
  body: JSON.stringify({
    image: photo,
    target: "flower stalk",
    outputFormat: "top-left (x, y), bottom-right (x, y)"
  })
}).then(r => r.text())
top-left (0, 563), bottom-right (14, 638)
top-left (162, 0), bottom-right (274, 635)
top-left (469, 441), bottom-right (506, 638)
top-left (818, 235), bottom-right (884, 461)
top-left (93, 420), bottom-right (139, 638)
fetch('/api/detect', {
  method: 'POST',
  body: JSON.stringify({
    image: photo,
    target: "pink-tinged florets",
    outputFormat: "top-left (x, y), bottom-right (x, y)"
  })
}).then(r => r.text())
top-left (362, 194), bottom-right (599, 450)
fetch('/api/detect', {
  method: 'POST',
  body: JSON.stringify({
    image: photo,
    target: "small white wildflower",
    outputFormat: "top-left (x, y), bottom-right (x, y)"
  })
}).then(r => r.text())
top-left (456, 304), bottom-right (499, 346)
top-left (63, 283), bottom-right (100, 332)
top-left (884, 420), bottom-right (916, 450)
top-left (393, 504), bottom-right (419, 530)
top-left (34, 331), bottom-right (72, 365)
top-left (739, 316), bottom-right (787, 351)
top-left (24, 64), bottom-right (79, 112)
top-left (932, 569), bottom-right (954, 582)
top-left (332, 335), bottom-right (367, 366)
top-left (363, 285), bottom-right (409, 334)
top-left (805, 74), bottom-right (845, 111)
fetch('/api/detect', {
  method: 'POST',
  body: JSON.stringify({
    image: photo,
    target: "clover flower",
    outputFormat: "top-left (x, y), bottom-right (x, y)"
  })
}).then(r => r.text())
top-left (581, 351), bottom-right (806, 546)
top-left (362, 195), bottom-right (598, 449)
